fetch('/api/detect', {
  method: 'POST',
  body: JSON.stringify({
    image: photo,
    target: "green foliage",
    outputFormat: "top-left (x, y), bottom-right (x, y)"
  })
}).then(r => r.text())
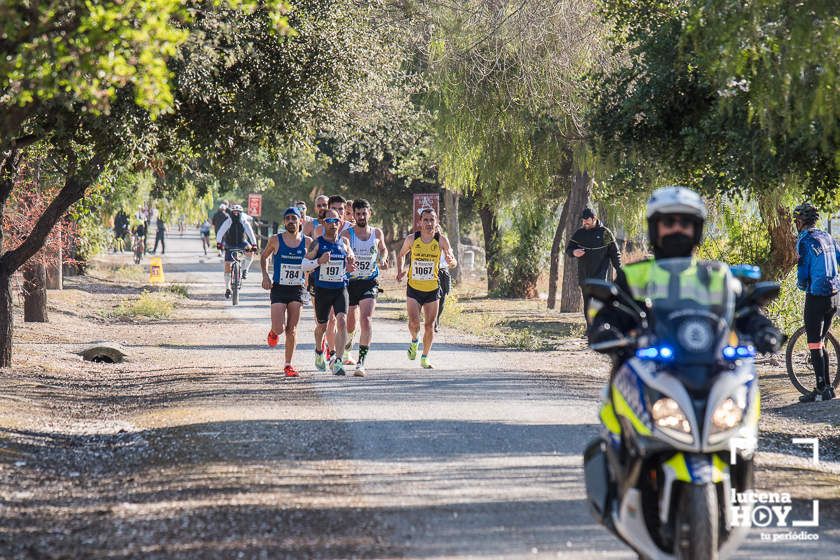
top-left (696, 198), bottom-right (770, 267)
top-left (497, 202), bottom-right (552, 298)
top-left (113, 290), bottom-right (175, 319)
top-left (764, 270), bottom-right (806, 336)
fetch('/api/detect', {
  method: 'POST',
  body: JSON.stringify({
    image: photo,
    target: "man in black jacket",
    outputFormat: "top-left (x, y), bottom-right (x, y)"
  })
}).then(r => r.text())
top-left (565, 208), bottom-right (622, 323)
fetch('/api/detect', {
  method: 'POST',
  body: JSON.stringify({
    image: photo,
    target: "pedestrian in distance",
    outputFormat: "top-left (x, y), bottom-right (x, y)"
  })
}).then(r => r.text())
top-left (151, 216), bottom-right (167, 254)
top-left (565, 207), bottom-right (622, 326)
top-left (793, 202), bottom-right (840, 402)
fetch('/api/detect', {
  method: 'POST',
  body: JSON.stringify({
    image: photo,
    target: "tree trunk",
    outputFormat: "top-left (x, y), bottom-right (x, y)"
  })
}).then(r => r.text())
top-left (0, 270), bottom-right (12, 367)
top-left (442, 187), bottom-right (461, 284)
top-left (23, 261), bottom-right (48, 322)
top-left (46, 240), bottom-right (63, 290)
top-left (560, 171), bottom-right (592, 312)
top-left (765, 204), bottom-right (797, 280)
top-left (547, 199), bottom-right (570, 309)
top-left (479, 202), bottom-right (502, 293)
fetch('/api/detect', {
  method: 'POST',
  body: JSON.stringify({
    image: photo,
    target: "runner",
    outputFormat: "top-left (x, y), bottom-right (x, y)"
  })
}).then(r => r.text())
top-left (302, 195), bottom-right (328, 237)
top-left (342, 199), bottom-right (388, 376)
top-left (215, 204), bottom-right (258, 299)
top-left (396, 208), bottom-right (457, 369)
top-left (261, 207), bottom-right (311, 377)
top-left (344, 199), bottom-right (355, 223)
top-left (301, 209), bottom-right (356, 376)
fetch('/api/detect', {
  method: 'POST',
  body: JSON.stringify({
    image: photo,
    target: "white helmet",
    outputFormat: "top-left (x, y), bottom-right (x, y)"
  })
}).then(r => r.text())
top-left (646, 186), bottom-right (706, 249)
top-left (230, 204), bottom-right (244, 212)
top-left (646, 186), bottom-right (707, 220)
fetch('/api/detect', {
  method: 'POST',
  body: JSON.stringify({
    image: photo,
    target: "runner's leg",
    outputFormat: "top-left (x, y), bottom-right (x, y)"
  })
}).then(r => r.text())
top-left (285, 302), bottom-right (302, 366)
top-left (334, 313), bottom-right (348, 361)
top-left (270, 302), bottom-right (287, 337)
top-left (421, 300), bottom-right (439, 356)
top-left (407, 297), bottom-right (421, 342)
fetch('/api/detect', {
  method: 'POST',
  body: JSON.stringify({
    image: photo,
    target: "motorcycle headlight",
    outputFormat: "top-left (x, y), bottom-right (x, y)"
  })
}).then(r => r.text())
top-left (652, 397), bottom-right (694, 444)
top-left (711, 397), bottom-right (744, 433)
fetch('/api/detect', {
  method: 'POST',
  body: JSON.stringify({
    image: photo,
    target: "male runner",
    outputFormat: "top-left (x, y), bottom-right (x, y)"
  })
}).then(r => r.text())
top-left (342, 199), bottom-right (388, 376)
top-left (396, 208), bottom-right (457, 369)
top-left (216, 204), bottom-right (257, 299)
top-left (261, 207), bottom-right (311, 377)
top-left (302, 195), bottom-right (329, 237)
top-left (301, 209), bottom-right (356, 375)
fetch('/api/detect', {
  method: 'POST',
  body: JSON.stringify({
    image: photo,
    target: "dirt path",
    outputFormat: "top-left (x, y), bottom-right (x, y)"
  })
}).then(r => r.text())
top-left (1, 231), bottom-right (838, 558)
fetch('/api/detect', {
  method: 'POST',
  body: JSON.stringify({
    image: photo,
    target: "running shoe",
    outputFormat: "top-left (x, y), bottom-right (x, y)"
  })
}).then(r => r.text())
top-left (225, 288), bottom-right (231, 299)
top-left (284, 365), bottom-right (299, 378)
top-left (343, 353), bottom-right (355, 366)
top-left (420, 355), bottom-right (434, 369)
top-left (344, 333), bottom-right (355, 352)
top-left (354, 363), bottom-right (366, 377)
top-left (315, 352), bottom-right (326, 371)
top-left (267, 330), bottom-right (279, 347)
top-left (330, 357), bottom-right (346, 376)
top-left (407, 340), bottom-right (419, 360)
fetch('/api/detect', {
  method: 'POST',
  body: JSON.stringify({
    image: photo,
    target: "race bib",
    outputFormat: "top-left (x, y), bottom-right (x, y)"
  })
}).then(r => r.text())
top-left (320, 258), bottom-right (346, 283)
top-left (412, 259), bottom-right (435, 281)
top-left (277, 262), bottom-right (304, 286)
top-left (350, 254), bottom-right (376, 279)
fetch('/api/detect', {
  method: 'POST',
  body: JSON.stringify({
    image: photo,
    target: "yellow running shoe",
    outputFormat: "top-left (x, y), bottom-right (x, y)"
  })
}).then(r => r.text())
top-left (407, 340), bottom-right (419, 360)
top-left (420, 355), bottom-right (434, 369)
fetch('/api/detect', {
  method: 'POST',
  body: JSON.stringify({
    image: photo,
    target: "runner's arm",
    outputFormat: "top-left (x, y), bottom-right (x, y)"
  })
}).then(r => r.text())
top-left (260, 236), bottom-right (278, 275)
top-left (343, 238), bottom-right (356, 273)
top-left (243, 219), bottom-right (257, 246)
top-left (440, 235), bottom-right (457, 269)
top-left (215, 217), bottom-right (232, 244)
top-left (396, 235), bottom-right (412, 279)
top-left (376, 228), bottom-right (389, 267)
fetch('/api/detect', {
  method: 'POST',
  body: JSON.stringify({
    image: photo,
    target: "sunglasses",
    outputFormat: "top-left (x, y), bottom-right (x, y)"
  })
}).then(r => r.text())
top-left (660, 215), bottom-right (695, 228)
top-left (324, 218), bottom-right (340, 224)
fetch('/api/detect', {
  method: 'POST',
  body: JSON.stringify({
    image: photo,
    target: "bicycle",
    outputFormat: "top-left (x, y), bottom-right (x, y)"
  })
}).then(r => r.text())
top-left (229, 248), bottom-right (246, 306)
top-left (784, 325), bottom-right (840, 394)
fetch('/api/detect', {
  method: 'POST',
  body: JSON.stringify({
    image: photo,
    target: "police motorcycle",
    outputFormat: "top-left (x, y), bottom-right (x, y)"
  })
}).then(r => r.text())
top-left (582, 259), bottom-right (779, 560)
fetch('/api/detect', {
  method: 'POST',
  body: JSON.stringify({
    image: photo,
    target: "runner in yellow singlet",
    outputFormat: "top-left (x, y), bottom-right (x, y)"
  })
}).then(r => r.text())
top-left (396, 208), bottom-right (457, 369)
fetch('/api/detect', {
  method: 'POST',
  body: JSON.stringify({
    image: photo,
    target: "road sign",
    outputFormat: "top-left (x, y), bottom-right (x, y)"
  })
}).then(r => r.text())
top-left (247, 193), bottom-right (262, 217)
top-left (413, 193), bottom-right (440, 232)
top-left (148, 256), bottom-right (165, 284)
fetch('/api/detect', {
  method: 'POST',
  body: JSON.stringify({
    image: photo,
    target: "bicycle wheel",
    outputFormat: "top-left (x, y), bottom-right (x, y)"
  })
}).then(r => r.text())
top-left (785, 326), bottom-right (840, 394)
top-left (231, 262), bottom-right (240, 306)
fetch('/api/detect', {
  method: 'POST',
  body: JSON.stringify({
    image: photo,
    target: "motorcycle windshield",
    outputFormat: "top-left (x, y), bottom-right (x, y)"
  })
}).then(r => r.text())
top-left (638, 258), bottom-right (736, 368)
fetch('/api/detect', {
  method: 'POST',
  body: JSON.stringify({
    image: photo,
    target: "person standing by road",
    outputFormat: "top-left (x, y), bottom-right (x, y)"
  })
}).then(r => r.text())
top-left (794, 202), bottom-right (840, 402)
top-left (261, 207), bottom-right (312, 378)
top-left (396, 208), bottom-right (457, 369)
top-left (342, 199), bottom-right (388, 376)
top-left (152, 216), bottom-right (167, 254)
top-left (565, 208), bottom-right (622, 324)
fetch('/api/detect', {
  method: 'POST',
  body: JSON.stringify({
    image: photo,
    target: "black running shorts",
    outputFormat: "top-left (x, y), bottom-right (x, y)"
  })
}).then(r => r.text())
top-left (314, 286), bottom-right (349, 323)
top-left (271, 284), bottom-right (306, 305)
top-left (407, 284), bottom-right (440, 306)
top-left (348, 278), bottom-right (379, 306)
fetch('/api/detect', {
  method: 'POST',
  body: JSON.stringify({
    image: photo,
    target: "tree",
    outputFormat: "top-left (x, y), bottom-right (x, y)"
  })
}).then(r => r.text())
top-left (0, 0), bottom-right (390, 366)
top-left (590, 0), bottom-right (840, 278)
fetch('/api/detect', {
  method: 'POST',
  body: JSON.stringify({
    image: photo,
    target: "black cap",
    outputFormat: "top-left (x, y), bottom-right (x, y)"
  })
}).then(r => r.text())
top-left (580, 208), bottom-right (595, 219)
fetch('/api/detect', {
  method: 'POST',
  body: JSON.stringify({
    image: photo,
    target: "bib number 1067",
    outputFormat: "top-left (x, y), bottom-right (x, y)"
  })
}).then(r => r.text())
top-left (412, 260), bottom-right (435, 281)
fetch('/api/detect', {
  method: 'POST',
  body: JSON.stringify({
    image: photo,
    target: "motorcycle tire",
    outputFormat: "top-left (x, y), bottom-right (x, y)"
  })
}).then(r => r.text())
top-left (674, 483), bottom-right (718, 560)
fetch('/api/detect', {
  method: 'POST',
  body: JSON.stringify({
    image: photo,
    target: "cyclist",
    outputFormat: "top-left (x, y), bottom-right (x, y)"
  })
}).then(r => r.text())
top-left (589, 187), bottom-right (783, 438)
top-left (342, 199), bottom-right (389, 376)
top-left (261, 207), bottom-right (311, 377)
top-left (396, 208), bottom-right (457, 369)
top-left (301, 209), bottom-right (356, 375)
top-left (216, 204), bottom-right (257, 299)
top-left (793, 202), bottom-right (840, 402)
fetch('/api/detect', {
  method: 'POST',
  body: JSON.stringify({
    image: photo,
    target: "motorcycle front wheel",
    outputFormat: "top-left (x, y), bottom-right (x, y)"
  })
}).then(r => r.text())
top-left (674, 483), bottom-right (718, 560)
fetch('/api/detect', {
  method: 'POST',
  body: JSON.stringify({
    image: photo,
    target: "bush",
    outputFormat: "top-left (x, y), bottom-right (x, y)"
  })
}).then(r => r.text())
top-left (764, 270), bottom-right (805, 336)
top-left (113, 291), bottom-right (174, 319)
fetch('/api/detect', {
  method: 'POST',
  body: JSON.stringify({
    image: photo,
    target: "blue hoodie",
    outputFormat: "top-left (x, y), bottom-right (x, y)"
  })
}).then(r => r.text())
top-left (797, 228), bottom-right (840, 296)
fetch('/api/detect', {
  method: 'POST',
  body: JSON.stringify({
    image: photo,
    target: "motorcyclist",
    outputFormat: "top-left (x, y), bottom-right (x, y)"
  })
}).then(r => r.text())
top-left (588, 186), bottom-right (783, 440)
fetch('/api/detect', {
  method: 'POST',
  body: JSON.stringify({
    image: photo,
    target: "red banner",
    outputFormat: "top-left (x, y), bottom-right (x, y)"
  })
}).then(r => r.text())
top-left (412, 193), bottom-right (440, 232)
top-left (247, 193), bottom-right (262, 217)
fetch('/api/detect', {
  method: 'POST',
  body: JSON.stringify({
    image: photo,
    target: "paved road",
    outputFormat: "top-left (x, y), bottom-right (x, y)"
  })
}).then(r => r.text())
top-left (6, 230), bottom-right (833, 559)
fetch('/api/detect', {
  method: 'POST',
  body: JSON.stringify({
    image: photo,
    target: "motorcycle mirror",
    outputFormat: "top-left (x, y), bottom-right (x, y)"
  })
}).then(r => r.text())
top-left (583, 279), bottom-right (619, 304)
top-left (747, 281), bottom-right (780, 307)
